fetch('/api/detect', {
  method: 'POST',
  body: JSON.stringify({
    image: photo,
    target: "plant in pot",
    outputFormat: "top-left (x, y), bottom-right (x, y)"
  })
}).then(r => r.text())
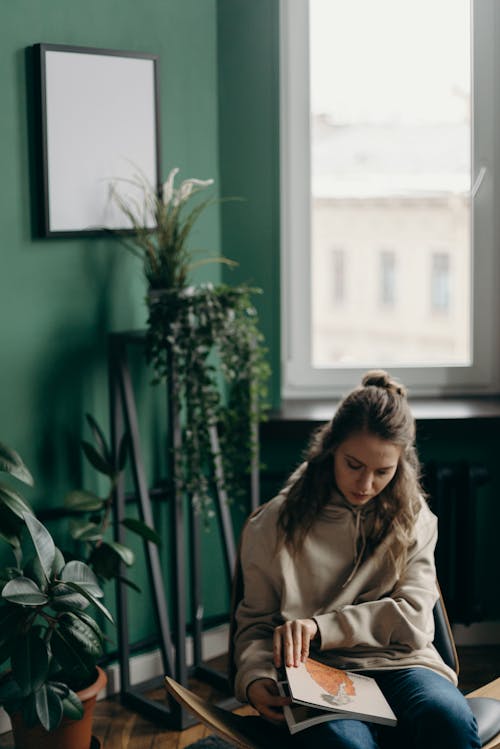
top-left (110, 167), bottom-right (270, 515)
top-left (0, 441), bottom-right (112, 749)
top-left (61, 413), bottom-right (160, 590)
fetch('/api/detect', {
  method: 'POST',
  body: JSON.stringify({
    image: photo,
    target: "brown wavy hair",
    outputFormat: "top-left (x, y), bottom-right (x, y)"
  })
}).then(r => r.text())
top-left (278, 370), bottom-right (424, 575)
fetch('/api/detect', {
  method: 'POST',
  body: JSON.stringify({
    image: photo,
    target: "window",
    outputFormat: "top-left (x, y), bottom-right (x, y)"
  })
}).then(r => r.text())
top-left (281, 0), bottom-right (499, 397)
top-left (332, 247), bottom-right (345, 304)
top-left (431, 252), bottom-right (451, 314)
top-left (380, 251), bottom-right (396, 308)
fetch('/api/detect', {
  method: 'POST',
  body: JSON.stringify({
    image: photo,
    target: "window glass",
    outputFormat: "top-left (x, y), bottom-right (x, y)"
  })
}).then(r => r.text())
top-left (309, 0), bottom-right (471, 369)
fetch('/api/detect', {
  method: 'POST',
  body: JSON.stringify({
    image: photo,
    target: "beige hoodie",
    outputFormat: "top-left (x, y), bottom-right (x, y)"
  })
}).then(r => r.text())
top-left (233, 490), bottom-right (457, 703)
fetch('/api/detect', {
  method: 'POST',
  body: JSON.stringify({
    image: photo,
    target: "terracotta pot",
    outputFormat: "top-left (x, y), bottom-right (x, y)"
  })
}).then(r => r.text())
top-left (9, 666), bottom-right (107, 749)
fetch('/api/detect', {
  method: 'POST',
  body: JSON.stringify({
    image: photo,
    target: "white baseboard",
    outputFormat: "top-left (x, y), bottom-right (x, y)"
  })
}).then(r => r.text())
top-left (0, 623), bottom-right (230, 736)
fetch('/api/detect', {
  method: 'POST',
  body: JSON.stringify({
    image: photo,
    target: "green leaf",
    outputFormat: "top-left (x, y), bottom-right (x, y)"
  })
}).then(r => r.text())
top-left (0, 442), bottom-right (34, 486)
top-left (23, 513), bottom-right (55, 582)
top-left (103, 540), bottom-right (134, 566)
top-left (50, 583), bottom-right (88, 612)
top-left (61, 689), bottom-right (84, 720)
top-left (50, 621), bottom-right (99, 685)
top-left (2, 577), bottom-right (49, 606)
top-left (57, 612), bottom-right (103, 659)
top-left (71, 610), bottom-right (105, 644)
top-left (11, 632), bottom-right (49, 696)
top-left (64, 490), bottom-right (104, 513)
top-left (85, 413), bottom-right (111, 464)
top-left (35, 683), bottom-right (64, 731)
top-left (60, 560), bottom-right (103, 598)
top-left (117, 574), bottom-right (142, 594)
top-left (122, 517), bottom-right (161, 545)
top-left (52, 547), bottom-right (66, 576)
top-left (23, 555), bottom-right (47, 591)
top-left (0, 484), bottom-right (33, 519)
top-left (81, 440), bottom-right (113, 477)
top-left (57, 581), bottom-right (114, 624)
top-left (69, 520), bottom-right (102, 542)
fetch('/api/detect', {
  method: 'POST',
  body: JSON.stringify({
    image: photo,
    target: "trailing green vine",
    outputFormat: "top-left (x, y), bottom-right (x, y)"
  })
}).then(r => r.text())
top-left (146, 283), bottom-right (270, 516)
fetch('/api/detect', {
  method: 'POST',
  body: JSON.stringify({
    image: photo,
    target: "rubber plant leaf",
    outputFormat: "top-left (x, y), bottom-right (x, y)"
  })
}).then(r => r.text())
top-left (57, 581), bottom-right (114, 624)
top-left (57, 612), bottom-right (103, 659)
top-left (102, 540), bottom-right (134, 566)
top-left (0, 484), bottom-right (33, 519)
top-left (11, 632), bottom-right (50, 696)
top-left (50, 583), bottom-right (88, 612)
top-left (50, 626), bottom-right (98, 685)
top-left (35, 683), bottom-right (64, 731)
top-left (2, 577), bottom-right (49, 606)
top-left (23, 513), bottom-right (55, 582)
top-left (60, 560), bottom-right (103, 598)
top-left (64, 490), bottom-right (104, 512)
top-left (0, 442), bottom-right (34, 486)
top-left (71, 609), bottom-right (105, 644)
top-left (69, 521), bottom-right (102, 542)
top-left (122, 517), bottom-right (161, 545)
top-left (61, 689), bottom-right (84, 720)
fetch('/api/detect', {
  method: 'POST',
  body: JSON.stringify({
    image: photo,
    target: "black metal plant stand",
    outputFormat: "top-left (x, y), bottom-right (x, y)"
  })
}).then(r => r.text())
top-left (108, 331), bottom-right (260, 729)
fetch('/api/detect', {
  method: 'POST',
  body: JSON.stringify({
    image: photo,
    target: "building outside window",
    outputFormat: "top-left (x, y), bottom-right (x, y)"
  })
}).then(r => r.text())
top-left (332, 247), bottom-right (345, 305)
top-left (431, 251), bottom-right (451, 314)
top-left (380, 250), bottom-right (396, 308)
top-left (281, 0), bottom-right (499, 396)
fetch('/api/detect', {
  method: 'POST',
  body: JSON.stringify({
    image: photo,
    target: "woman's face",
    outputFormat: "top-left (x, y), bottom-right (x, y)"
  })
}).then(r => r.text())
top-left (333, 431), bottom-right (401, 507)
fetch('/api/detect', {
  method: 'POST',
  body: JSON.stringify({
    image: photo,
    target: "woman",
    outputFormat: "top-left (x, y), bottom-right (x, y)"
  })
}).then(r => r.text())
top-left (233, 371), bottom-right (480, 748)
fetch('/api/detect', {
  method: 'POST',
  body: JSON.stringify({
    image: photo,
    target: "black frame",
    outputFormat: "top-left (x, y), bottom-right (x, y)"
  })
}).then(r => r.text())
top-left (34, 43), bottom-right (161, 238)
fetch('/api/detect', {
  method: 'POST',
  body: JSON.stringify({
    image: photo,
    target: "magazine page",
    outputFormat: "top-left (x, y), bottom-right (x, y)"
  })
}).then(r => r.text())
top-left (278, 682), bottom-right (353, 734)
top-left (285, 658), bottom-right (397, 727)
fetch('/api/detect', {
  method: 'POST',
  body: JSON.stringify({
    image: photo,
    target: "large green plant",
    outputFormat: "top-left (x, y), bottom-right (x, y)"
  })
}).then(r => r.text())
top-left (0, 444), bottom-right (110, 731)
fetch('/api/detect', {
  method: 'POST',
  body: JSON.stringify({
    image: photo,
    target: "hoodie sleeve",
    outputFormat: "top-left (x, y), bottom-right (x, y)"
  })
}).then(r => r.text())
top-left (314, 506), bottom-right (439, 653)
top-left (233, 506), bottom-right (283, 703)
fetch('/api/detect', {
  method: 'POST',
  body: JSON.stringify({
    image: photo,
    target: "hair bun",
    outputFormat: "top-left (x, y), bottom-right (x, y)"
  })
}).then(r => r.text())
top-left (361, 369), bottom-right (407, 397)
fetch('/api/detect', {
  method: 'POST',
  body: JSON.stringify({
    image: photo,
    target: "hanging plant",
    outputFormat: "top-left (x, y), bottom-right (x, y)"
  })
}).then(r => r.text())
top-left (110, 168), bottom-right (270, 515)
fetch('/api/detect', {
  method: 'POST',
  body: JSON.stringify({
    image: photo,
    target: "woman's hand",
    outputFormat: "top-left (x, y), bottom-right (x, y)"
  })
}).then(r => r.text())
top-left (246, 678), bottom-right (290, 722)
top-left (273, 618), bottom-right (319, 668)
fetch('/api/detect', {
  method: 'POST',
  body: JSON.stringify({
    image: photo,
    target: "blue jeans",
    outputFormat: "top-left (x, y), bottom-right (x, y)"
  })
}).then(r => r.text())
top-left (291, 667), bottom-right (481, 749)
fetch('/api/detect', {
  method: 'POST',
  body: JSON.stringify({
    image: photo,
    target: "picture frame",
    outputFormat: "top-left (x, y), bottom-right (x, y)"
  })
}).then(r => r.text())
top-left (34, 43), bottom-right (161, 238)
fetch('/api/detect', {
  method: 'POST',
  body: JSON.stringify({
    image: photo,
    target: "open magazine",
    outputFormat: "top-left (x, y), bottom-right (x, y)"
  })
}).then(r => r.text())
top-left (278, 658), bottom-right (397, 734)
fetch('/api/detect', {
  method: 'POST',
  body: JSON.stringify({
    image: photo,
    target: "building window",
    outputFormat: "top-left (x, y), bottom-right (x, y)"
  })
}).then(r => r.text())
top-left (431, 252), bottom-right (451, 314)
top-left (380, 250), bottom-right (396, 308)
top-left (281, 0), bottom-right (498, 396)
top-left (332, 247), bottom-right (345, 304)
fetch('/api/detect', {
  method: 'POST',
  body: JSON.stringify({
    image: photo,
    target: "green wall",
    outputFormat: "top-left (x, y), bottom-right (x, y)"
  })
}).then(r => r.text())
top-left (0, 0), bottom-right (227, 643)
top-left (217, 0), bottom-right (281, 408)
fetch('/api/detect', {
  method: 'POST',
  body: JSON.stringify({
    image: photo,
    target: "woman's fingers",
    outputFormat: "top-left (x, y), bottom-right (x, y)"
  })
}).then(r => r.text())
top-left (247, 678), bottom-right (289, 722)
top-left (273, 618), bottom-right (318, 668)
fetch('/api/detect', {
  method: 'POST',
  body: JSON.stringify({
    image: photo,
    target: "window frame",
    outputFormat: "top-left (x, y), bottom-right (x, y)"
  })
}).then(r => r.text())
top-left (280, 0), bottom-right (500, 398)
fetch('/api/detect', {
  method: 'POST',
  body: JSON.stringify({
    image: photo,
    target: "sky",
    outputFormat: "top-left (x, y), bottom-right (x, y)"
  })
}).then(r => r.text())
top-left (309, 0), bottom-right (471, 126)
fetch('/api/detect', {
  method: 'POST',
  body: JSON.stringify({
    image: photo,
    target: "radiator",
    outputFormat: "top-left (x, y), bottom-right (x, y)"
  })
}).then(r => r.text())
top-left (423, 461), bottom-right (490, 625)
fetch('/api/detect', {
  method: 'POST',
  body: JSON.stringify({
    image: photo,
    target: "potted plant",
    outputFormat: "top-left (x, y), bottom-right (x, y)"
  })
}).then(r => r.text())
top-left (62, 413), bottom-right (160, 590)
top-left (110, 167), bottom-right (270, 515)
top-left (0, 440), bottom-right (112, 749)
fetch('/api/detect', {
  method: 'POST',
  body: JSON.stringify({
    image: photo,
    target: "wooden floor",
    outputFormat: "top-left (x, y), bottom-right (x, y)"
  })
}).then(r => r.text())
top-left (1, 646), bottom-right (499, 748)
